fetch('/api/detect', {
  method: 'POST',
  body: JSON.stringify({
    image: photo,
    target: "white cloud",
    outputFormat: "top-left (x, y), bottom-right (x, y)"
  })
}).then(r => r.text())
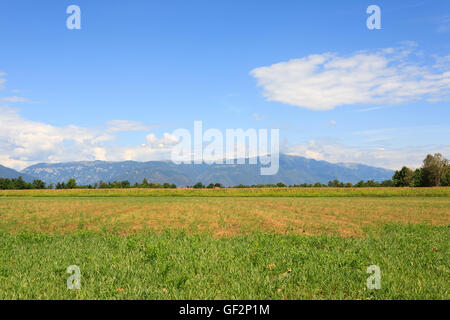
top-left (0, 96), bottom-right (28, 103)
top-left (252, 113), bottom-right (267, 121)
top-left (0, 73), bottom-right (25, 100)
top-left (145, 133), bottom-right (179, 149)
top-left (436, 15), bottom-right (450, 33)
top-left (327, 120), bottom-right (336, 127)
top-left (106, 120), bottom-right (158, 133)
top-left (285, 139), bottom-right (450, 170)
top-left (0, 107), bottom-right (174, 170)
top-left (0, 75), bottom-right (6, 90)
top-left (251, 44), bottom-right (450, 110)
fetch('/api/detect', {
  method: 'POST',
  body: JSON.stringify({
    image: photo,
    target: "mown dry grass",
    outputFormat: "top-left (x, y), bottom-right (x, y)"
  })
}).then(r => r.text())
top-left (1, 197), bottom-right (448, 237)
top-left (0, 195), bottom-right (448, 300)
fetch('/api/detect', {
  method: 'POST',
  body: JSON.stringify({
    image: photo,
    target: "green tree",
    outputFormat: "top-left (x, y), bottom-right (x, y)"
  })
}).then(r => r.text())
top-left (380, 180), bottom-right (394, 187)
top-left (313, 182), bottom-right (323, 187)
top-left (193, 182), bottom-right (204, 189)
top-left (328, 179), bottom-right (343, 187)
top-left (14, 176), bottom-right (28, 189)
top-left (422, 153), bottom-right (448, 186)
top-left (441, 166), bottom-right (450, 186)
top-left (66, 178), bottom-right (77, 189)
top-left (410, 168), bottom-right (424, 187)
top-left (149, 182), bottom-right (161, 188)
top-left (0, 178), bottom-right (13, 189)
top-left (98, 181), bottom-right (107, 188)
top-left (32, 179), bottom-right (46, 189)
top-left (141, 178), bottom-right (149, 188)
top-left (121, 180), bottom-right (131, 188)
top-left (392, 166), bottom-right (414, 187)
top-left (354, 180), bottom-right (365, 187)
top-left (365, 180), bottom-right (378, 187)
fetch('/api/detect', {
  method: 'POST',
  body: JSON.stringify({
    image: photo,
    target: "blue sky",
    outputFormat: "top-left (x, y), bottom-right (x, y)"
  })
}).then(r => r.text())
top-left (0, 0), bottom-right (449, 170)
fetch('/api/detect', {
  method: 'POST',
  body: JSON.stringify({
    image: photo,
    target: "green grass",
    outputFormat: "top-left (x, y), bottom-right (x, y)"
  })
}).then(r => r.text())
top-left (0, 224), bottom-right (448, 300)
top-left (0, 191), bottom-right (448, 299)
top-left (1, 187), bottom-right (449, 198)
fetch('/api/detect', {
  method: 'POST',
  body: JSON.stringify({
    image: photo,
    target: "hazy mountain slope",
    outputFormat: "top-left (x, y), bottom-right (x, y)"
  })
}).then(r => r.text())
top-left (0, 164), bottom-right (37, 182)
top-left (21, 154), bottom-right (394, 186)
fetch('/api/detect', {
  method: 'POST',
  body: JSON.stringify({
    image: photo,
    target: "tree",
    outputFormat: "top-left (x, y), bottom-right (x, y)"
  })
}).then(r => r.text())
top-left (380, 180), bottom-right (394, 187)
top-left (149, 182), bottom-right (161, 188)
top-left (422, 153), bottom-right (448, 186)
top-left (121, 180), bottom-right (131, 188)
top-left (0, 178), bottom-right (13, 189)
top-left (441, 166), bottom-right (450, 186)
top-left (141, 178), bottom-right (149, 188)
top-left (410, 169), bottom-right (424, 187)
top-left (99, 181), bottom-right (108, 189)
top-left (193, 182), bottom-right (204, 189)
top-left (313, 182), bottom-right (323, 187)
top-left (392, 167), bottom-right (414, 187)
top-left (328, 179), bottom-right (343, 187)
top-left (364, 180), bottom-right (378, 187)
top-left (66, 178), bottom-right (77, 189)
top-left (32, 179), bottom-right (46, 189)
top-left (14, 176), bottom-right (28, 189)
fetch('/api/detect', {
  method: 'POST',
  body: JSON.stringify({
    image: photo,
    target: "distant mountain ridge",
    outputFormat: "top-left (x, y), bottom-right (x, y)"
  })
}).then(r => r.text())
top-left (19, 154), bottom-right (394, 186)
top-left (0, 164), bottom-right (37, 182)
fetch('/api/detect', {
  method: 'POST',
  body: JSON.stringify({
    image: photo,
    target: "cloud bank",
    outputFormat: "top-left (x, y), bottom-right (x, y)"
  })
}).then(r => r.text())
top-left (0, 107), bottom-right (177, 170)
top-left (286, 139), bottom-right (450, 170)
top-left (1, 107), bottom-right (448, 171)
top-left (251, 44), bottom-right (450, 110)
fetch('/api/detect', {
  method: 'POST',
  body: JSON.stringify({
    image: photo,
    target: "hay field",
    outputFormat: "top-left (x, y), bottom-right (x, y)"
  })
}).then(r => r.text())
top-left (0, 189), bottom-right (448, 299)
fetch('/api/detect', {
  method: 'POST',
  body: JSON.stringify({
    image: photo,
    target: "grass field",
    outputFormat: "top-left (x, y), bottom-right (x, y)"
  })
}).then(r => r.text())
top-left (0, 188), bottom-right (449, 299)
top-left (1, 187), bottom-right (450, 197)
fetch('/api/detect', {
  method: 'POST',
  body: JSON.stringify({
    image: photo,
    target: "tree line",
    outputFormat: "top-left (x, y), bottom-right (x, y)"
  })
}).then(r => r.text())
top-left (391, 153), bottom-right (449, 187)
top-left (1, 153), bottom-right (449, 190)
top-left (0, 177), bottom-right (47, 190)
top-left (0, 177), bottom-right (177, 190)
top-left (54, 178), bottom-right (177, 190)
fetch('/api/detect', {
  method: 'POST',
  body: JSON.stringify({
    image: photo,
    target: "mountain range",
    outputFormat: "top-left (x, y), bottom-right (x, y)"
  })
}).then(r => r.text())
top-left (0, 164), bottom-right (37, 182)
top-left (10, 154), bottom-right (395, 186)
